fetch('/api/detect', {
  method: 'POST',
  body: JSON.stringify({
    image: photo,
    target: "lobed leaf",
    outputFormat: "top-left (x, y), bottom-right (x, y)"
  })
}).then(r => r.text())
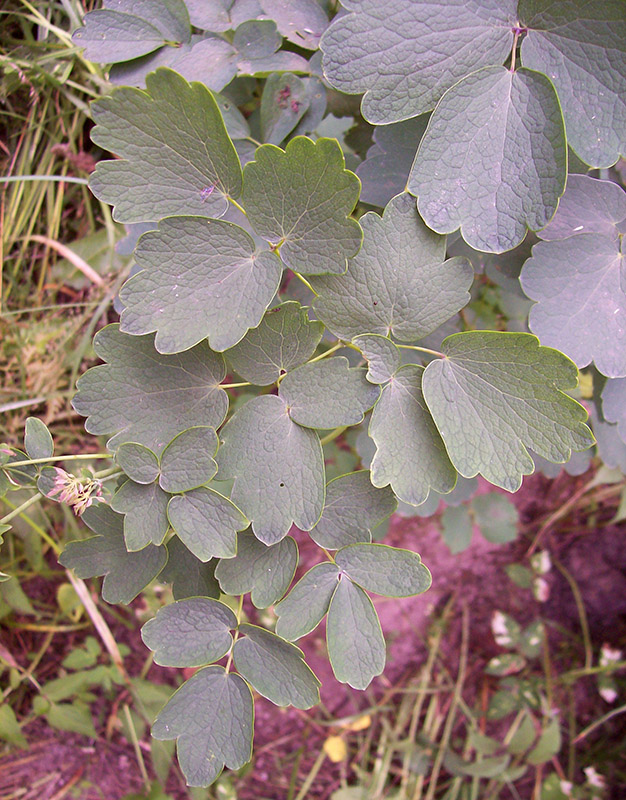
top-left (160, 536), bottom-right (220, 600)
top-left (115, 443), bottom-right (160, 484)
top-left (111, 480), bottom-right (170, 551)
top-left (274, 562), bottom-right (339, 641)
top-left (259, 0), bottom-right (328, 49)
top-left (159, 427), bottom-right (219, 493)
top-left (335, 543), bottom-right (431, 597)
top-left (353, 335), bottom-right (401, 385)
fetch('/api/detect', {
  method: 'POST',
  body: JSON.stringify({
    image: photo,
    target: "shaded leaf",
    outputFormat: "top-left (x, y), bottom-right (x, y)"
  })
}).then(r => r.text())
top-left (159, 427), bottom-right (219, 493)
top-left (409, 67), bottom-right (566, 253)
top-left (422, 332), bottom-right (594, 491)
top-left (526, 718), bottom-right (561, 765)
top-left (233, 624), bottom-right (320, 707)
top-left (160, 536), bottom-right (220, 601)
top-left (243, 137), bottom-right (361, 275)
top-left (217, 395), bottom-right (325, 543)
top-left (353, 335), bottom-right (400, 384)
top-left (441, 505), bottom-right (473, 554)
top-left (215, 531), bottom-right (297, 608)
top-left (602, 379), bottom-right (626, 444)
top-left (24, 417), bottom-right (53, 460)
top-left (142, 597), bottom-right (237, 666)
top-left (335, 543), bottom-right (431, 597)
top-left (116, 443), bottom-right (160, 484)
top-left (260, 73), bottom-right (310, 145)
top-left (185, 0), bottom-right (261, 32)
top-left (259, 0), bottom-right (328, 49)
top-left (111, 480), bottom-right (170, 551)
top-left (312, 193), bottom-right (472, 340)
top-left (274, 562), bottom-right (339, 640)
top-left (471, 494), bottom-right (518, 544)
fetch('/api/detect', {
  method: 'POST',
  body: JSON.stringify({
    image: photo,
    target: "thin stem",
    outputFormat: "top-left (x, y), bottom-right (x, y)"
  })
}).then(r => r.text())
top-left (291, 271), bottom-right (318, 296)
top-left (123, 704), bottom-right (151, 792)
top-left (396, 344), bottom-right (445, 359)
top-left (220, 381), bottom-right (251, 389)
top-left (1, 494), bottom-right (42, 525)
top-left (510, 28), bottom-right (520, 72)
top-left (6, 453), bottom-right (113, 468)
top-left (225, 595), bottom-right (244, 674)
top-left (307, 342), bottom-right (344, 364)
top-left (574, 703), bottom-right (626, 743)
top-left (228, 197), bottom-right (247, 216)
top-left (319, 426), bottom-right (348, 446)
top-left (0, 175), bottom-right (89, 185)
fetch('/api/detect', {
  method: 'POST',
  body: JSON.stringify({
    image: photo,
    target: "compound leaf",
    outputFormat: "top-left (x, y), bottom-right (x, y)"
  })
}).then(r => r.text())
top-left (121, 217), bottom-right (282, 353)
top-left (312, 193), bottom-right (473, 341)
top-left (471, 494), bottom-right (519, 544)
top-left (369, 364), bottom-right (457, 506)
top-left (141, 597), bottom-right (237, 666)
top-left (279, 357), bottom-right (380, 429)
top-left (274, 562), bottom-right (339, 640)
top-left (24, 417), bottom-right (53, 460)
top-left (335, 543), bottom-right (431, 597)
top-left (233, 624), bottom-right (320, 708)
top-left (310, 471), bottom-right (397, 549)
top-left (519, 0), bottom-right (626, 168)
top-left (409, 66), bottom-right (567, 253)
top-left (89, 68), bottom-right (242, 222)
top-left (159, 427), bottom-right (219, 493)
top-left (160, 536), bottom-right (220, 600)
top-left (214, 531), bottom-right (297, 608)
top-left (326, 577), bottom-right (385, 690)
top-left (602, 379), bottom-right (626, 444)
top-left (259, 0), bottom-right (328, 49)
top-left (520, 176), bottom-right (626, 378)
top-left (320, 0), bottom-right (516, 123)
top-left (217, 395), bottom-right (325, 543)
top-left (116, 443), bottom-right (160, 484)
top-left (226, 302), bottom-right (324, 385)
top-left (152, 666), bottom-right (253, 788)
top-left (167, 488), bottom-right (249, 561)
top-left (72, 325), bottom-right (228, 454)
top-left (111, 479), bottom-right (170, 551)
top-left (422, 331), bottom-right (594, 491)
top-left (58, 503), bottom-right (167, 604)
top-left (353, 335), bottom-right (400, 384)
top-left (243, 137), bottom-right (362, 275)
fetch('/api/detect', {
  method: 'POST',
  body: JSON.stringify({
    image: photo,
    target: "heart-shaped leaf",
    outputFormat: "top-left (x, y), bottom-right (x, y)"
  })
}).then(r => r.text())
top-left (274, 562), bottom-right (339, 641)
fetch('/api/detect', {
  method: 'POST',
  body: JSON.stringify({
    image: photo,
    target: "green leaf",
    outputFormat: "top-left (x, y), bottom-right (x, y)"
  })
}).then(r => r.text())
top-left (356, 117), bottom-right (429, 208)
top-left (116, 443), bottom-right (160, 484)
top-left (0, 703), bottom-right (27, 748)
top-left (274, 562), bottom-right (339, 640)
top-left (310, 471), bottom-right (397, 549)
top-left (508, 713), bottom-right (537, 755)
top-left (519, 0), bottom-right (626, 168)
top-left (121, 217), bottom-right (282, 354)
top-left (441, 506), bottom-right (473, 554)
top-left (279, 357), bottom-right (380, 429)
top-left (260, 73), bottom-right (310, 145)
top-left (226, 302), bottom-right (324, 386)
top-left (326, 577), bottom-right (385, 690)
top-left (320, 0), bottom-right (515, 123)
top-left (422, 332), bottom-right (594, 491)
top-left (243, 137), bottom-right (362, 275)
top-left (167, 488), bottom-right (248, 561)
top-left (160, 536), bottom-right (220, 600)
top-left (369, 365), bottom-right (456, 506)
top-left (152, 666), bottom-right (253, 788)
top-left (520, 175), bottom-right (626, 379)
top-left (217, 395), bottom-right (325, 543)
top-left (353, 335), bottom-right (400, 385)
top-left (111, 480), bottom-right (170, 551)
top-left (24, 417), bottom-right (53, 460)
top-left (159, 427), bottom-right (219, 493)
top-left (214, 531), bottom-right (297, 608)
top-left (89, 68), bottom-right (242, 222)
top-left (335, 543), bottom-right (431, 597)
top-left (59, 503), bottom-right (167, 604)
top-left (526, 718), bottom-right (561, 765)
top-left (141, 597), bottom-right (237, 667)
top-left (409, 67), bottom-right (567, 253)
top-left (73, 325), bottom-right (228, 454)
top-left (233, 624), bottom-right (320, 708)
top-left (485, 652), bottom-right (527, 676)
top-left (312, 193), bottom-right (472, 340)
top-left (39, 700), bottom-right (97, 738)
top-left (471, 494), bottom-right (519, 544)
top-left (602, 379), bottom-right (626, 443)
top-left (260, 0), bottom-right (328, 49)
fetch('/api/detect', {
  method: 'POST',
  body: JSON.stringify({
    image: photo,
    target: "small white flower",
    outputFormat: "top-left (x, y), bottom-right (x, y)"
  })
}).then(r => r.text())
top-left (533, 577), bottom-right (550, 602)
top-left (584, 766), bottom-right (606, 789)
top-left (559, 780), bottom-right (573, 796)
top-left (600, 644), bottom-right (622, 666)
top-left (491, 611), bottom-right (512, 646)
top-left (531, 550), bottom-right (552, 575)
top-left (599, 687), bottom-right (618, 703)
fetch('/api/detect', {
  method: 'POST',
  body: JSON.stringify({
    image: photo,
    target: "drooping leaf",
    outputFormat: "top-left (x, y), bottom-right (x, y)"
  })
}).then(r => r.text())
top-left (72, 325), bottom-right (228, 454)
top-left (217, 395), bottom-right (325, 543)
top-left (141, 597), bottom-right (237, 666)
top-left (120, 217), bottom-right (282, 354)
top-left (214, 531), bottom-right (297, 608)
top-left (312, 193), bottom-right (473, 340)
top-left (421, 332), bottom-right (594, 491)
top-left (279, 357), bottom-right (380, 429)
top-left (243, 136), bottom-right (362, 275)
top-left (356, 117), bottom-right (428, 207)
top-left (260, 73), bottom-right (310, 145)
top-left (310, 471), bottom-right (397, 549)
top-left (58, 504), bottom-right (167, 604)
top-left (369, 365), bottom-right (456, 506)
top-left (520, 176), bottom-right (626, 378)
top-left (409, 67), bottom-right (567, 253)
top-left (226, 302), bottom-right (324, 385)
top-left (160, 536), bottom-right (221, 600)
top-left (167, 488), bottom-right (248, 561)
top-left (116, 443), bottom-right (160, 484)
top-left (471, 493), bottom-right (519, 544)
top-left (441, 505), bottom-right (474, 554)
top-left (274, 562), bottom-right (339, 640)
top-left (259, 0), bottom-right (328, 49)
top-left (320, 0), bottom-right (516, 123)
top-left (519, 0), bottom-right (626, 168)
top-left (89, 68), bottom-right (242, 222)
top-left (353, 335), bottom-right (400, 384)
top-left (111, 480), bottom-right (170, 551)
top-left (602, 379), bottom-right (626, 444)
top-left (335, 543), bottom-right (431, 597)
top-left (326, 577), bottom-right (385, 690)
top-left (159, 427), bottom-right (219, 493)
top-left (152, 666), bottom-right (253, 788)
top-left (24, 417), bottom-right (53, 460)
top-left (233, 624), bottom-right (320, 708)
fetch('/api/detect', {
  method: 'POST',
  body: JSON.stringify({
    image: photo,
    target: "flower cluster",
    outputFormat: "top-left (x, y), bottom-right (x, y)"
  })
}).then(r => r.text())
top-left (47, 467), bottom-right (102, 515)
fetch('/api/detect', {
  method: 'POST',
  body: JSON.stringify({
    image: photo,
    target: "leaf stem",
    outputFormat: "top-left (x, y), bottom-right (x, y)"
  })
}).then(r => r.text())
top-left (510, 28), bottom-right (520, 72)
top-left (319, 426), bottom-right (348, 446)
top-left (291, 271), bottom-right (318, 296)
top-left (228, 197), bottom-right (247, 216)
top-left (220, 382), bottom-right (252, 389)
top-left (1, 494), bottom-right (42, 525)
top-left (307, 342), bottom-right (344, 364)
top-left (396, 344), bottom-right (445, 359)
top-left (6, 453), bottom-right (113, 468)
top-left (225, 594), bottom-right (244, 674)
